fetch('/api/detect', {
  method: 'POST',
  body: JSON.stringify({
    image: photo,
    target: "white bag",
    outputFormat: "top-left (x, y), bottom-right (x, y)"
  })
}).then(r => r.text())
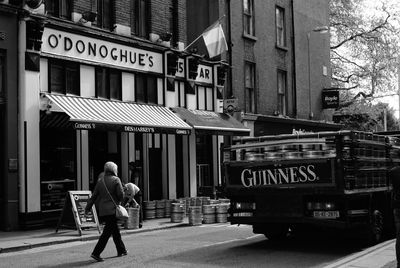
top-left (116, 205), bottom-right (129, 220)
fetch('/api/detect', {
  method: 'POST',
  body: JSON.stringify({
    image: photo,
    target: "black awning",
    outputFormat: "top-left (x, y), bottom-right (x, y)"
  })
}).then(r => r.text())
top-left (171, 107), bottom-right (250, 136)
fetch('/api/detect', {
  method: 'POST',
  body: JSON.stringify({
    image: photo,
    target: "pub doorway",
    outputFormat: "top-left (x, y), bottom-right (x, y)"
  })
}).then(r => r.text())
top-left (196, 135), bottom-right (214, 197)
top-left (89, 131), bottom-right (121, 190)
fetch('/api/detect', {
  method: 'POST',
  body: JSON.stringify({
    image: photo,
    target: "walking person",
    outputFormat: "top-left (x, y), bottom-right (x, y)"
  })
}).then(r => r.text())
top-left (85, 161), bottom-right (127, 262)
top-left (123, 182), bottom-right (143, 228)
top-left (390, 165), bottom-right (400, 268)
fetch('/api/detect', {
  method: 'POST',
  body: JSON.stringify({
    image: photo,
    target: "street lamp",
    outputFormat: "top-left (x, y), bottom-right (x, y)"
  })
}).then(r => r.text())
top-left (307, 26), bottom-right (329, 119)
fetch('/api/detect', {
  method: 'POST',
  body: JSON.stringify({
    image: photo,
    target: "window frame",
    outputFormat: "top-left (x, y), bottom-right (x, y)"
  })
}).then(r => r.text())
top-left (96, 0), bottom-right (113, 30)
top-left (243, 0), bottom-right (255, 37)
top-left (244, 61), bottom-right (256, 114)
top-left (277, 69), bottom-right (288, 116)
top-left (275, 6), bottom-right (286, 48)
top-left (131, 0), bottom-right (148, 38)
top-left (45, 0), bottom-right (71, 20)
top-left (95, 67), bottom-right (122, 100)
top-left (48, 59), bottom-right (80, 96)
top-left (135, 73), bottom-right (158, 104)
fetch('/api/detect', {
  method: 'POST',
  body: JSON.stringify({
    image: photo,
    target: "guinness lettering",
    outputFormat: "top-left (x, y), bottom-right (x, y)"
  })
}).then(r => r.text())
top-left (176, 129), bottom-right (189, 135)
top-left (240, 165), bottom-right (318, 187)
top-left (74, 123), bottom-right (95, 129)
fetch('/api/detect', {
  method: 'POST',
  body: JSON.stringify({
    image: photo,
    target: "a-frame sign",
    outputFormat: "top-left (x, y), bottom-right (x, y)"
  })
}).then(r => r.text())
top-left (56, 191), bottom-right (101, 236)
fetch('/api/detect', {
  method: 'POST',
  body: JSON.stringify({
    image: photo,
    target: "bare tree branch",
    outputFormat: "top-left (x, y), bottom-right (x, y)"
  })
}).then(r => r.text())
top-left (330, 14), bottom-right (390, 50)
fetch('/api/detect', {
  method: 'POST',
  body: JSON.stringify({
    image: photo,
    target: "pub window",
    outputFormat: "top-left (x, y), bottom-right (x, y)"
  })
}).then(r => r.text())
top-left (131, 0), bottom-right (148, 38)
top-left (243, 0), bottom-right (255, 36)
top-left (97, 0), bottom-right (113, 30)
top-left (45, 0), bottom-right (71, 19)
top-left (276, 6), bottom-right (286, 47)
top-left (244, 61), bottom-right (255, 113)
top-left (277, 69), bottom-right (287, 116)
top-left (95, 67), bottom-right (122, 100)
top-left (135, 73), bottom-right (157, 104)
top-left (49, 59), bottom-right (80, 95)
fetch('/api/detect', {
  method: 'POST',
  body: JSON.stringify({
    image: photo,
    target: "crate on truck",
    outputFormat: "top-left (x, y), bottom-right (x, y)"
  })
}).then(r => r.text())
top-left (222, 130), bottom-right (400, 244)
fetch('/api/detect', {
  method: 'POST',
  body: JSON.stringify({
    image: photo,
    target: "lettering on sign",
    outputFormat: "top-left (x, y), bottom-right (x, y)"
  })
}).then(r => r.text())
top-left (42, 28), bottom-right (163, 73)
top-left (240, 165), bottom-right (318, 187)
top-left (175, 58), bottom-right (185, 78)
top-left (195, 64), bottom-right (213, 84)
top-left (124, 126), bottom-right (155, 133)
top-left (227, 160), bottom-right (333, 188)
top-left (74, 123), bottom-right (95, 129)
top-left (176, 129), bottom-right (190, 135)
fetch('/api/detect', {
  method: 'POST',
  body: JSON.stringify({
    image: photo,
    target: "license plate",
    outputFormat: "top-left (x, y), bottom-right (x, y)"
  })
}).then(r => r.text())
top-left (313, 211), bottom-right (339, 219)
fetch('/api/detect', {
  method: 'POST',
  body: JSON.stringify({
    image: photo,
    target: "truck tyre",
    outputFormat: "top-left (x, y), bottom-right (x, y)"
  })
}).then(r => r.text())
top-left (262, 224), bottom-right (289, 241)
top-left (365, 210), bottom-right (384, 245)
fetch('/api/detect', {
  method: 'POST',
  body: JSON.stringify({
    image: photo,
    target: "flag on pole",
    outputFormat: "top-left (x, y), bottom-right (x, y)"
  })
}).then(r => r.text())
top-left (202, 23), bottom-right (228, 58)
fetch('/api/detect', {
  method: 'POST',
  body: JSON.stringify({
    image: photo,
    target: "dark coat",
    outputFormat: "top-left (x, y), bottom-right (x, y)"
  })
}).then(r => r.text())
top-left (86, 173), bottom-right (124, 217)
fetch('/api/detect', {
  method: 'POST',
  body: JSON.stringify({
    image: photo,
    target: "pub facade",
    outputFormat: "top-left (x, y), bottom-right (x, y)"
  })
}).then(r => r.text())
top-left (9, 1), bottom-right (249, 229)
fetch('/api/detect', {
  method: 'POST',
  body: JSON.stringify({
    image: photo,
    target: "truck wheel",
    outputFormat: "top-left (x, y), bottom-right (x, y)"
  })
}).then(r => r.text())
top-left (263, 224), bottom-right (289, 241)
top-left (365, 210), bottom-right (384, 245)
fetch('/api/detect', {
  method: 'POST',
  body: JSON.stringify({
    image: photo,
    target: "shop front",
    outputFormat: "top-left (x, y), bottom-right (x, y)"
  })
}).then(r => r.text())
top-left (17, 19), bottom-right (250, 227)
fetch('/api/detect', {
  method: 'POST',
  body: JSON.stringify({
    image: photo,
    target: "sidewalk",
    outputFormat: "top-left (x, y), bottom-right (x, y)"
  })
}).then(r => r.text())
top-left (0, 217), bottom-right (187, 254)
top-left (325, 239), bottom-right (397, 268)
top-left (0, 219), bottom-right (398, 268)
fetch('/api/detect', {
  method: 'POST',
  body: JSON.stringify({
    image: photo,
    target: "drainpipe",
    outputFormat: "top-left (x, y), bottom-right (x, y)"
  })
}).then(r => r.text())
top-left (291, 0), bottom-right (297, 117)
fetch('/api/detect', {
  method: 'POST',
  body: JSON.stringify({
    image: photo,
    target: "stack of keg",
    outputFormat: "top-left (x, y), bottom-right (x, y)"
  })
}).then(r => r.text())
top-left (143, 200), bottom-right (156, 220)
top-left (170, 202), bottom-right (185, 223)
top-left (164, 199), bottom-right (172, 218)
top-left (155, 199), bottom-right (166, 218)
top-left (202, 204), bottom-right (216, 224)
top-left (188, 206), bottom-right (202, 226)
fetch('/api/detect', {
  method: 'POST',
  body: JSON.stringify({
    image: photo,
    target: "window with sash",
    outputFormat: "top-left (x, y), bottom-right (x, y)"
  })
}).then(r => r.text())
top-left (277, 69), bottom-right (287, 115)
top-left (97, 0), bottom-right (113, 30)
top-left (95, 67), bottom-right (121, 100)
top-left (135, 73), bottom-right (158, 104)
top-left (45, 0), bottom-right (71, 19)
top-left (131, 0), bottom-right (148, 37)
top-left (243, 0), bottom-right (255, 36)
top-left (276, 6), bottom-right (286, 47)
top-left (49, 59), bottom-right (80, 95)
top-left (244, 61), bottom-right (255, 113)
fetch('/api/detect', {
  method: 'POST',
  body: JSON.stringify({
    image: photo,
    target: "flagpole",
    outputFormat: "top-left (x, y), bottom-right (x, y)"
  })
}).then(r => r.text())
top-left (184, 15), bottom-right (226, 52)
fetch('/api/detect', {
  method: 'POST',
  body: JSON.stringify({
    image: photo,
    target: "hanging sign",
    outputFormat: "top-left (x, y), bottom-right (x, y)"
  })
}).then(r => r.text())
top-left (56, 191), bottom-right (101, 236)
top-left (322, 90), bottom-right (339, 109)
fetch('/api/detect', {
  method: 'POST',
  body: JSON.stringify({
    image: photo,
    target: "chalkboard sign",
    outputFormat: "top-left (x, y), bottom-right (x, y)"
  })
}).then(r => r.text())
top-left (56, 191), bottom-right (101, 236)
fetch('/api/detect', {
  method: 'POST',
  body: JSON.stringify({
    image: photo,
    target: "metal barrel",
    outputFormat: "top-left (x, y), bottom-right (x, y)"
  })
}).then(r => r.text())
top-left (124, 207), bottom-right (140, 229)
top-left (143, 200), bottom-right (156, 219)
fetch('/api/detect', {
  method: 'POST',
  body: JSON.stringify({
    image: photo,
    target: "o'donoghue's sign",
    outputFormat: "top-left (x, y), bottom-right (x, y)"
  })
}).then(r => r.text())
top-left (227, 159), bottom-right (334, 188)
top-left (42, 28), bottom-right (163, 74)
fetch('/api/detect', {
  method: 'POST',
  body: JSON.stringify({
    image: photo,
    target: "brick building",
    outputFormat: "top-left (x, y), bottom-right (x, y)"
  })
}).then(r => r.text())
top-left (187, 0), bottom-right (340, 136)
top-left (0, 0), bottom-right (248, 230)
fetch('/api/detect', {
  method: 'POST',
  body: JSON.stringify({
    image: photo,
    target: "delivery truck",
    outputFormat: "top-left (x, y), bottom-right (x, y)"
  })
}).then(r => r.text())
top-left (222, 131), bottom-right (400, 244)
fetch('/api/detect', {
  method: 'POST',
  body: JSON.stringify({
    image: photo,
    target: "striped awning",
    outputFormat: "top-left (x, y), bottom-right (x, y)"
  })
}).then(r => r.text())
top-left (171, 107), bottom-right (250, 136)
top-left (44, 94), bottom-right (191, 135)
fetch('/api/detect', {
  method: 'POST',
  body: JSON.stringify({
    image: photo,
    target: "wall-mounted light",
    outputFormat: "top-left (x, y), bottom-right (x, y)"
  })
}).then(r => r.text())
top-left (79, 11), bottom-right (97, 24)
top-left (45, 103), bottom-right (52, 115)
